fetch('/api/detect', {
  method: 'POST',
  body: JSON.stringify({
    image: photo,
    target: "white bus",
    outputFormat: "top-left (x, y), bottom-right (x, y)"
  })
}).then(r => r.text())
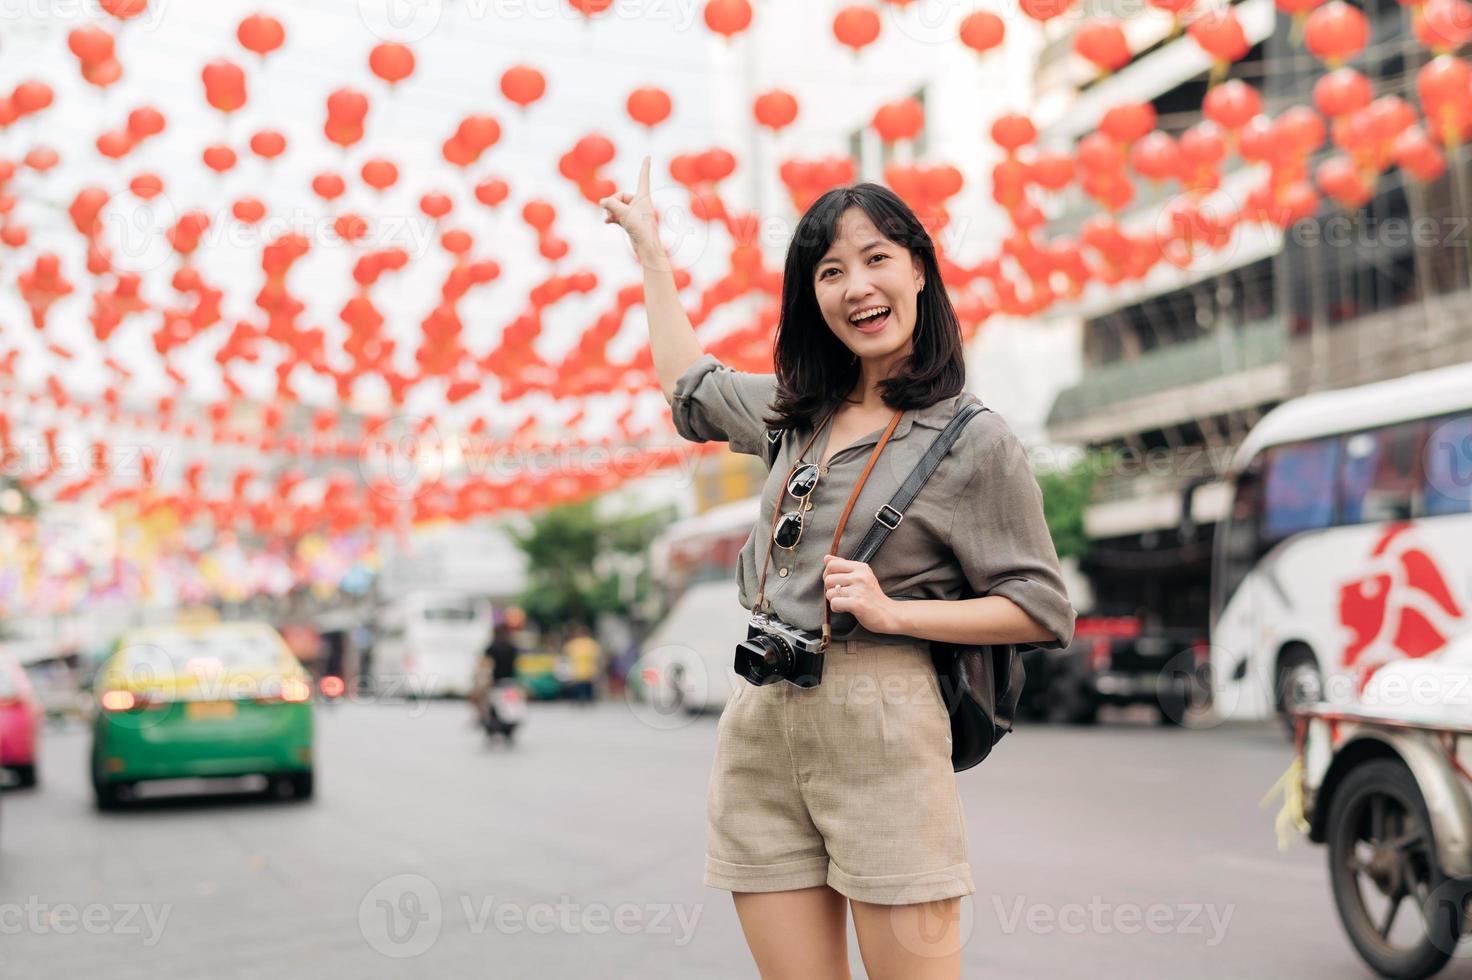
top-left (1209, 361), bottom-right (1472, 729)
top-left (370, 590), bottom-right (493, 698)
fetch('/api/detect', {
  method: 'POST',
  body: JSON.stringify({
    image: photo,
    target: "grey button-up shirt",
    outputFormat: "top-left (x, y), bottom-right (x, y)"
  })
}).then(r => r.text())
top-left (671, 354), bottom-right (1077, 649)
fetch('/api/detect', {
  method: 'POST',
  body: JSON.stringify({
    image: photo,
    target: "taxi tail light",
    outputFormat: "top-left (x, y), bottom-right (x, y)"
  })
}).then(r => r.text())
top-left (100, 690), bottom-right (136, 712)
top-left (1088, 638), bottom-right (1112, 672)
top-left (1192, 640), bottom-right (1211, 666)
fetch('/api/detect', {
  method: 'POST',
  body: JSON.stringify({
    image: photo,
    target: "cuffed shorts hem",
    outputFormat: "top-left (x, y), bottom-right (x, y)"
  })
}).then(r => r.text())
top-left (704, 855), bottom-right (976, 906)
top-left (826, 860), bottom-right (975, 906)
top-left (704, 854), bottom-right (830, 893)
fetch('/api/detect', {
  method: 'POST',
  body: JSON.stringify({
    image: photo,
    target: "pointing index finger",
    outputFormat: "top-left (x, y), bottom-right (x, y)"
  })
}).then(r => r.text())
top-left (637, 155), bottom-right (650, 197)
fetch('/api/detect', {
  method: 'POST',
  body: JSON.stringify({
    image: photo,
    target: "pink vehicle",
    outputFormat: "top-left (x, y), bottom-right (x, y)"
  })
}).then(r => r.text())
top-left (0, 655), bottom-right (39, 788)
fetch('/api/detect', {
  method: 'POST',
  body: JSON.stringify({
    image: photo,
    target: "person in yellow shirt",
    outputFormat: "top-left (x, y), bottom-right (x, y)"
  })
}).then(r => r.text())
top-left (561, 625), bottom-right (601, 705)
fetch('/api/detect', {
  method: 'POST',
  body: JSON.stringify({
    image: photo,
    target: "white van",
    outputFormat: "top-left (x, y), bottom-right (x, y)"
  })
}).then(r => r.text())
top-left (641, 579), bottom-right (747, 714)
top-left (370, 591), bottom-right (492, 698)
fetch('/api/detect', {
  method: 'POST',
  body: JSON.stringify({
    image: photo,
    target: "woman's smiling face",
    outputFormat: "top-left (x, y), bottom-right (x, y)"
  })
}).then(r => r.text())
top-left (813, 207), bottom-right (925, 362)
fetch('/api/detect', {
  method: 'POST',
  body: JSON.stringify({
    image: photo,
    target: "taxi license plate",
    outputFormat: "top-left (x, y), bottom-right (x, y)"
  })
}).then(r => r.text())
top-left (185, 701), bottom-right (238, 720)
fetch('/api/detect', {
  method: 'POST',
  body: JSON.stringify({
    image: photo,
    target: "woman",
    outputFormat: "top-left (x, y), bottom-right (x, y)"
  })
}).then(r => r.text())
top-left (601, 159), bottom-right (1075, 980)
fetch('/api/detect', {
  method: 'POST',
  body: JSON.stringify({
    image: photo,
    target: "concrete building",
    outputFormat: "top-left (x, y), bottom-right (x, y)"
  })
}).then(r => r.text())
top-left (1038, 0), bottom-right (1472, 627)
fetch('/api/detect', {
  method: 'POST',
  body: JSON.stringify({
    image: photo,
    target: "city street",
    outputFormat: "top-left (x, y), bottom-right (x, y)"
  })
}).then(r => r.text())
top-left (2, 697), bottom-right (1455, 979)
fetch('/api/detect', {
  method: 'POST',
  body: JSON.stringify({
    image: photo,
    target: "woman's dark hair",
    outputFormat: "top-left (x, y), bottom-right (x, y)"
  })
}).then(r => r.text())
top-left (763, 182), bottom-right (966, 432)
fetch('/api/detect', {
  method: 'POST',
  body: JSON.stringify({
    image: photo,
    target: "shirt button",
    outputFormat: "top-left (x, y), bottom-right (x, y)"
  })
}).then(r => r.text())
top-left (778, 568), bottom-right (789, 577)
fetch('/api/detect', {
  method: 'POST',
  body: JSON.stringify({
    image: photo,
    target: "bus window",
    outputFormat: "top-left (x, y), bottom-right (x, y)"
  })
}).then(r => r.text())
top-left (1262, 438), bottom-right (1340, 541)
top-left (1425, 413), bottom-right (1472, 516)
top-left (1339, 420), bottom-right (1426, 524)
top-left (1216, 462), bottom-right (1263, 611)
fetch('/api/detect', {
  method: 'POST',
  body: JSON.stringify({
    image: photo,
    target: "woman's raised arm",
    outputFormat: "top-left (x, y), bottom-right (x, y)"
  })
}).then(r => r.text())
top-left (600, 156), bottom-right (705, 405)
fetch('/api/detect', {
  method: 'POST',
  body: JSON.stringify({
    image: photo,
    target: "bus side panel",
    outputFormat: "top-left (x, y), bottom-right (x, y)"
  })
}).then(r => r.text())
top-left (1254, 518), bottom-right (1472, 710)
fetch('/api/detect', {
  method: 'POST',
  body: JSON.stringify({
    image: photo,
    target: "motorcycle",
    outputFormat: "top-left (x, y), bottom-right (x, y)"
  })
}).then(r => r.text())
top-left (1273, 652), bottom-right (1472, 979)
top-left (479, 679), bottom-right (526, 744)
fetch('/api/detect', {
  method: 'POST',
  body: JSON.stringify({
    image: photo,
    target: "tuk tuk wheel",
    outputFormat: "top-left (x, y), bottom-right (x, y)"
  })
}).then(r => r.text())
top-left (1328, 758), bottom-right (1462, 980)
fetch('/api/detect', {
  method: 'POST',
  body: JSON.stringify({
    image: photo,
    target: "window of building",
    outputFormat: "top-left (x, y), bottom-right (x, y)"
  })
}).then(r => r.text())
top-left (1424, 413), bottom-right (1472, 517)
top-left (1339, 420), bottom-right (1427, 524)
top-left (1262, 438), bottom-right (1340, 541)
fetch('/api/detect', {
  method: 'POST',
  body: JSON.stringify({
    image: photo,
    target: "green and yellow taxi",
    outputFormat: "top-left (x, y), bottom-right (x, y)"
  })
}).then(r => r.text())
top-left (90, 621), bottom-right (314, 809)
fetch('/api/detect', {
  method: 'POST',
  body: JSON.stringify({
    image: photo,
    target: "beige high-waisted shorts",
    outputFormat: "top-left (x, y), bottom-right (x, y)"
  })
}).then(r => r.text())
top-left (704, 636), bottom-right (975, 906)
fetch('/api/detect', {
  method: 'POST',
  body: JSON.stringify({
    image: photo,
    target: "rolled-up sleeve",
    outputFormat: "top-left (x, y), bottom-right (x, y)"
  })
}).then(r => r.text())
top-left (949, 430), bottom-right (1077, 649)
top-left (670, 353), bottom-right (779, 459)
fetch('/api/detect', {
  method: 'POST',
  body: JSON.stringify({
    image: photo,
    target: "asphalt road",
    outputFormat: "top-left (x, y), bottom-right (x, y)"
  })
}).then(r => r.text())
top-left (2, 696), bottom-right (1467, 979)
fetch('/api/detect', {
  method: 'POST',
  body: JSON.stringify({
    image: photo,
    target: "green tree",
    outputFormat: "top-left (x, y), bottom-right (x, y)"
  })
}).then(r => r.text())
top-left (504, 498), bottom-right (675, 631)
top-left (1036, 453), bottom-right (1097, 561)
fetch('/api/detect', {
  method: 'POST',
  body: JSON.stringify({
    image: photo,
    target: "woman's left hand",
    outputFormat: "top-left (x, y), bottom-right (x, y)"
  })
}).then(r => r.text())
top-left (822, 555), bottom-right (900, 634)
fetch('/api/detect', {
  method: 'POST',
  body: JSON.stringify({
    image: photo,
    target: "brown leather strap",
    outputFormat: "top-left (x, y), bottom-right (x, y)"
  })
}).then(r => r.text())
top-left (823, 410), bottom-right (902, 649)
top-left (750, 403), bottom-right (905, 653)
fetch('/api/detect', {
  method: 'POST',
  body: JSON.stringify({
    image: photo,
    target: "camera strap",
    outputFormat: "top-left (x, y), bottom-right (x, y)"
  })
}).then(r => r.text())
top-left (752, 403), bottom-right (905, 652)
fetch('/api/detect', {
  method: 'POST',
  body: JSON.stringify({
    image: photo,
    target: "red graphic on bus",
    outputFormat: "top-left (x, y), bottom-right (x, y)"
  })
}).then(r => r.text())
top-left (1338, 523), bottom-right (1464, 691)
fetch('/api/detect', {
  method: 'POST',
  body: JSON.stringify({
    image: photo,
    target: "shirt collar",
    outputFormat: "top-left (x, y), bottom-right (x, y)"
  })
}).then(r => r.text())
top-left (816, 390), bottom-right (979, 461)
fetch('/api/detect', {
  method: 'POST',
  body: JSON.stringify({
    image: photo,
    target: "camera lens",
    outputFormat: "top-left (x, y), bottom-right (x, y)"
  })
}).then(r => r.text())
top-left (735, 635), bottom-right (793, 685)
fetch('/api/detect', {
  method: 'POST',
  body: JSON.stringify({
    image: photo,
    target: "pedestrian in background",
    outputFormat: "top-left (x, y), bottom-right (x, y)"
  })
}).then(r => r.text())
top-left (561, 624), bottom-right (601, 705)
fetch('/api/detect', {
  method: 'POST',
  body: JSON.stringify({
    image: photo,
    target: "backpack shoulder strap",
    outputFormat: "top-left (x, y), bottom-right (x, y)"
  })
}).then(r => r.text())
top-left (849, 401), bottom-right (988, 565)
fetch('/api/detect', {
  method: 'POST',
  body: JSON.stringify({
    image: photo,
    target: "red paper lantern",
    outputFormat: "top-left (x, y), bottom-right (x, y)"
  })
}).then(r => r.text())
top-left (1099, 102), bottom-right (1157, 143)
top-left (627, 87), bottom-right (673, 129)
top-left (501, 65), bottom-right (547, 109)
top-left (704, 0), bottom-right (754, 39)
top-left (100, 0), bottom-right (147, 19)
top-left (573, 133), bottom-right (616, 170)
top-left (130, 172), bottom-right (163, 199)
top-left (522, 200), bottom-right (557, 232)
top-left (420, 193), bottom-right (453, 219)
top-left (1029, 152), bottom-right (1076, 190)
top-left (312, 171), bottom-right (346, 202)
top-left (68, 26), bottom-right (114, 65)
top-left (568, 0), bottom-right (614, 16)
top-left (335, 213), bottom-right (368, 243)
top-left (1304, 1), bottom-right (1370, 65)
top-left (327, 87), bottom-right (370, 123)
top-left (1417, 0), bottom-right (1472, 51)
top-left (237, 13), bottom-right (285, 57)
top-left (474, 177), bottom-right (509, 208)
top-left (12, 81), bottom-right (54, 115)
top-left (233, 198), bottom-right (266, 223)
top-left (1201, 79), bottom-right (1261, 129)
top-left (202, 144), bottom-right (237, 173)
top-left (753, 90), bottom-right (798, 131)
top-left (360, 158), bottom-right (398, 191)
top-left (1313, 67), bottom-right (1373, 118)
top-left (990, 113), bottom-right (1038, 152)
top-left (1130, 131), bottom-right (1182, 181)
top-left (96, 130), bottom-right (134, 160)
top-left (1418, 56), bottom-right (1472, 145)
top-left (958, 11), bottom-right (1005, 55)
top-left (456, 114), bottom-right (501, 153)
top-left (1074, 20), bottom-right (1132, 71)
top-left (250, 129), bottom-right (286, 159)
top-left (80, 58), bottom-right (122, 89)
top-left (127, 106), bottom-right (166, 139)
top-left (369, 42), bottom-right (415, 86)
top-left (1274, 105), bottom-right (1328, 154)
top-left (201, 60), bottom-right (248, 114)
top-left (1315, 154), bottom-right (1373, 207)
top-left (1020, 0), bottom-right (1076, 22)
top-left (833, 5), bottom-right (881, 53)
top-left (872, 98), bottom-right (924, 143)
top-left (1189, 9), bottom-right (1250, 62)
top-left (1395, 126), bottom-right (1448, 179)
